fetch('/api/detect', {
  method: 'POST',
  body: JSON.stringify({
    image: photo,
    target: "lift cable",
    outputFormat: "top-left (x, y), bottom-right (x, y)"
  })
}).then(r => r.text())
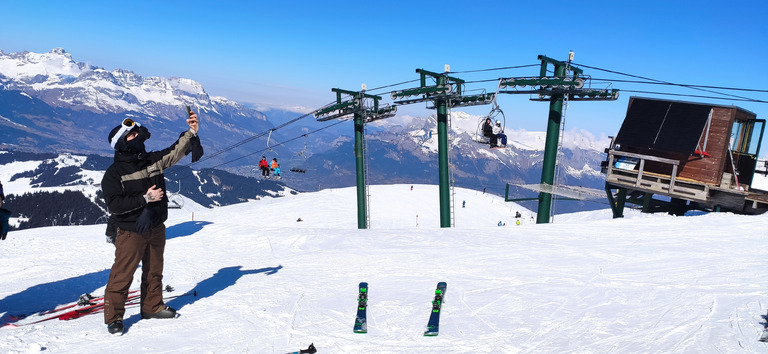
top-left (168, 117), bottom-right (351, 185)
top-left (590, 78), bottom-right (768, 94)
top-left (184, 100), bottom-right (337, 167)
top-left (619, 90), bottom-right (768, 104)
top-left (209, 118), bottom-right (349, 170)
top-left (572, 62), bottom-right (760, 102)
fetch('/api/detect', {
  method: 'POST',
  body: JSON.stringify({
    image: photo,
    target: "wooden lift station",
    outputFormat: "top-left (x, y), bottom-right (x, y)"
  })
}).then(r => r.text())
top-left (603, 97), bottom-right (768, 216)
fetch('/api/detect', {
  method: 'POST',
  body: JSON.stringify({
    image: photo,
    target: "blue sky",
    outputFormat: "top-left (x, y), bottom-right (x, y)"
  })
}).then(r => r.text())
top-left (2, 0), bottom-right (767, 142)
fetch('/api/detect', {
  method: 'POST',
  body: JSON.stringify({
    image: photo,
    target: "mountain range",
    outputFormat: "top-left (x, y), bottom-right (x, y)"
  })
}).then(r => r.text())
top-left (0, 48), bottom-right (612, 229)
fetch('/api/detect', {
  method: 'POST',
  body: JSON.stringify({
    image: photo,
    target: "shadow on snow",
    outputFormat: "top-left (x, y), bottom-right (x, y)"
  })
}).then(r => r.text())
top-left (123, 265), bottom-right (283, 331)
top-left (0, 269), bottom-right (110, 325)
top-left (166, 220), bottom-right (213, 240)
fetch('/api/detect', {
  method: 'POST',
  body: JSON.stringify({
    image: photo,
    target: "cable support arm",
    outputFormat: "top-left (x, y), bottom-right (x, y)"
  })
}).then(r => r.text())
top-left (538, 55), bottom-right (583, 76)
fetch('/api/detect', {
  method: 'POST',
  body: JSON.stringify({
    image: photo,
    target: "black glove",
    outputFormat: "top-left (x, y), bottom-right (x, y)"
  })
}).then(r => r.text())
top-left (181, 132), bottom-right (204, 162)
top-left (190, 137), bottom-right (204, 162)
top-left (136, 207), bottom-right (154, 235)
top-left (105, 214), bottom-right (117, 244)
top-left (0, 207), bottom-right (11, 241)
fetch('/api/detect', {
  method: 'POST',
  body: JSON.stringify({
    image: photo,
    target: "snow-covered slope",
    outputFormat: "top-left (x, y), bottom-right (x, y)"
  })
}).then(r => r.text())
top-left (2, 184), bottom-right (768, 353)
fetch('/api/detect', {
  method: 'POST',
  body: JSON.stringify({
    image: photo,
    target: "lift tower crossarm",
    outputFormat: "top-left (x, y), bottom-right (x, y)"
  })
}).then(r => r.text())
top-left (391, 69), bottom-right (464, 102)
top-left (393, 69), bottom-right (493, 110)
top-left (333, 88), bottom-right (382, 105)
top-left (331, 88), bottom-right (395, 117)
top-left (315, 100), bottom-right (358, 120)
top-left (499, 55), bottom-right (619, 101)
top-left (315, 88), bottom-right (396, 122)
top-left (417, 68), bottom-right (465, 96)
top-left (538, 55), bottom-right (583, 76)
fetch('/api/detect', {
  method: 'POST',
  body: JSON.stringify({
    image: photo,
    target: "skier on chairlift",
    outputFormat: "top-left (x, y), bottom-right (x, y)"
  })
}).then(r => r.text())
top-left (271, 158), bottom-right (282, 179)
top-left (492, 120), bottom-right (507, 148)
top-left (482, 118), bottom-right (497, 147)
top-left (483, 118), bottom-right (507, 148)
top-left (258, 156), bottom-right (270, 178)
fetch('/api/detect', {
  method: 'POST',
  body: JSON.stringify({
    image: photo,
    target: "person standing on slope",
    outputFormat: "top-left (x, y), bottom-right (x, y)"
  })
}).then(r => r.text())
top-left (0, 179), bottom-right (9, 241)
top-left (100, 110), bottom-right (201, 335)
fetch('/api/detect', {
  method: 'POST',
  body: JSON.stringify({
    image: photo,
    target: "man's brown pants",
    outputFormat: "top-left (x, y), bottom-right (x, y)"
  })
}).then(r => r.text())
top-left (104, 224), bottom-right (166, 324)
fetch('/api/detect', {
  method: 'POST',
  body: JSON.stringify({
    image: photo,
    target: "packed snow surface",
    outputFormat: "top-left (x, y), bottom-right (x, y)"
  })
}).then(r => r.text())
top-left (1, 184), bottom-right (768, 353)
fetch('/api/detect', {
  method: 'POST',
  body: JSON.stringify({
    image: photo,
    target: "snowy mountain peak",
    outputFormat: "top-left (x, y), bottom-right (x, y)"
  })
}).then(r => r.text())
top-left (0, 48), bottom-right (211, 115)
top-left (169, 77), bottom-right (206, 96)
top-left (0, 48), bottom-right (269, 155)
top-left (50, 47), bottom-right (68, 56)
top-left (0, 48), bottom-right (90, 81)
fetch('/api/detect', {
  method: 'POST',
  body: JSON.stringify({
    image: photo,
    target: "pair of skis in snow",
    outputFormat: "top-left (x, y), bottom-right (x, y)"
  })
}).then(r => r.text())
top-left (353, 281), bottom-right (447, 336)
top-left (3, 286), bottom-right (195, 328)
top-left (4, 290), bottom-right (143, 327)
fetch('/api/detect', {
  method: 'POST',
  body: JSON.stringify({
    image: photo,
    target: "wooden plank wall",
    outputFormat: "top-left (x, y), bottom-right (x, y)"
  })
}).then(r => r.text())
top-left (677, 107), bottom-right (734, 185)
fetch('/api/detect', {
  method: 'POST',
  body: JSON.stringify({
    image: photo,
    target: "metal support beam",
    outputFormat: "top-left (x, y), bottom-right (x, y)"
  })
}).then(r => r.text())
top-left (536, 63), bottom-right (566, 224)
top-left (642, 193), bottom-right (653, 213)
top-left (436, 76), bottom-right (452, 228)
top-left (605, 186), bottom-right (626, 218)
top-left (354, 111), bottom-right (367, 229)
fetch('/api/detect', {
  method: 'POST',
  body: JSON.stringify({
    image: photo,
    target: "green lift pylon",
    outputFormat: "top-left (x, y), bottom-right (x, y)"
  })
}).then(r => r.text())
top-left (315, 87), bottom-right (396, 229)
top-left (392, 68), bottom-right (495, 227)
top-left (498, 54), bottom-right (619, 223)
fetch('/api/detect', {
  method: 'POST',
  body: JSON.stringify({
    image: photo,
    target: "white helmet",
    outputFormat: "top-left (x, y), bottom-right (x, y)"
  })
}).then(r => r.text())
top-left (495, 120), bottom-right (501, 124)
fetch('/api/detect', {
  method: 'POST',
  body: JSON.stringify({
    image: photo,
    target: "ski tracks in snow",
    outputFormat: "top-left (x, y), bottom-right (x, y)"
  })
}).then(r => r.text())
top-left (284, 293), bottom-right (305, 346)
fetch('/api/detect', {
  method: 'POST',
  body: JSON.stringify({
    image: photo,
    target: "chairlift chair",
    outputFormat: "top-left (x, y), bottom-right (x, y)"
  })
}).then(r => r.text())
top-left (168, 194), bottom-right (184, 209)
top-left (475, 105), bottom-right (506, 146)
top-left (266, 129), bottom-right (278, 156)
top-left (289, 134), bottom-right (309, 174)
top-left (168, 179), bottom-right (184, 209)
top-left (474, 79), bottom-right (506, 147)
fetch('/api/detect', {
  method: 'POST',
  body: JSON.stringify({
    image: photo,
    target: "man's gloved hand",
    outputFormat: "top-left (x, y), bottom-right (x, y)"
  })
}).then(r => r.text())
top-left (136, 207), bottom-right (154, 235)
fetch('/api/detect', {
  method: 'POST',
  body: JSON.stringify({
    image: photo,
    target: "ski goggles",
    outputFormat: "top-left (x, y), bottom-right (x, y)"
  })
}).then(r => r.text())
top-left (110, 118), bottom-right (142, 149)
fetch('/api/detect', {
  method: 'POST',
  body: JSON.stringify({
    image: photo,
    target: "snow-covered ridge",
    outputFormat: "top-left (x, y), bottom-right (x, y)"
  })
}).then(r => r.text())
top-left (0, 48), bottom-right (213, 114)
top-left (0, 48), bottom-right (89, 79)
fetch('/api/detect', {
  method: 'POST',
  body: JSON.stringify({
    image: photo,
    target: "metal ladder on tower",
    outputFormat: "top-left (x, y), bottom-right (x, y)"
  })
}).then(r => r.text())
top-left (363, 122), bottom-right (371, 228)
top-left (551, 55), bottom-right (575, 222)
top-left (447, 106), bottom-right (456, 227)
top-left (551, 93), bottom-right (570, 222)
